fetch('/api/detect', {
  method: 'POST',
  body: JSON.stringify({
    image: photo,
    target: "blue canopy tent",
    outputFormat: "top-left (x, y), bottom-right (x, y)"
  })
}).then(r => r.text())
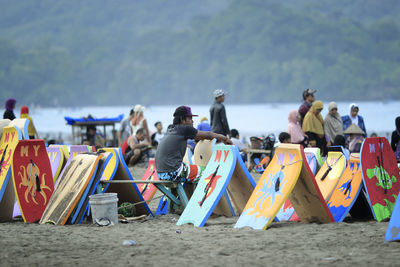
top-left (65, 114), bottom-right (124, 146)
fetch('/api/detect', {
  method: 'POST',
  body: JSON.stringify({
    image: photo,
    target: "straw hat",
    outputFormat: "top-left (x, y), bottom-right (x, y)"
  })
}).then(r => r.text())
top-left (344, 124), bottom-right (365, 135)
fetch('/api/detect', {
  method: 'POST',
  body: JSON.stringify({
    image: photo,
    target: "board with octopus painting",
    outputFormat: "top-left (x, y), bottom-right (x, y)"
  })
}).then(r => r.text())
top-left (12, 140), bottom-right (54, 223)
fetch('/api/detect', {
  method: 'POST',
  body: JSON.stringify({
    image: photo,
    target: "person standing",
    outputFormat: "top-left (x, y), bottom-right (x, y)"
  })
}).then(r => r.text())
top-left (210, 89), bottom-right (230, 136)
top-left (286, 109), bottom-right (308, 146)
top-left (3, 98), bottom-right (16, 120)
top-left (20, 106), bottom-right (39, 139)
top-left (302, 100), bottom-right (327, 155)
top-left (342, 103), bottom-right (367, 136)
top-left (118, 108), bottom-right (134, 147)
top-left (324, 102), bottom-right (344, 143)
top-left (298, 89), bottom-right (316, 126)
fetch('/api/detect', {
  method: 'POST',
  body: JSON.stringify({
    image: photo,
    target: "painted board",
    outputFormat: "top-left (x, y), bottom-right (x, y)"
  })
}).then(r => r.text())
top-left (361, 137), bottom-right (400, 222)
top-left (326, 154), bottom-right (363, 222)
top-left (49, 144), bottom-right (70, 160)
top-left (0, 126), bottom-right (22, 221)
top-left (12, 140), bottom-right (54, 223)
top-left (9, 118), bottom-right (29, 140)
top-left (235, 144), bottom-right (303, 230)
top-left (288, 146), bottom-right (334, 224)
top-left (71, 153), bottom-right (110, 224)
top-left (385, 193), bottom-right (400, 242)
top-left (315, 151), bottom-right (346, 201)
top-left (103, 148), bottom-right (152, 216)
top-left (55, 145), bottom-right (90, 188)
top-left (46, 147), bottom-right (66, 183)
top-left (98, 148), bottom-right (119, 193)
top-left (0, 119), bottom-right (11, 139)
top-left (305, 152), bottom-right (318, 175)
top-left (39, 154), bottom-right (102, 225)
top-left (304, 147), bottom-right (323, 167)
top-left (177, 144), bottom-right (236, 227)
top-left (138, 159), bottom-right (159, 201)
top-left (193, 139), bottom-right (234, 217)
top-left (275, 199), bottom-right (296, 222)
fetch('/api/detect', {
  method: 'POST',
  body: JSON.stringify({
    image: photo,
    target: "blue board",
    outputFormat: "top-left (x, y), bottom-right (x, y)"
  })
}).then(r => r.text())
top-left (177, 144), bottom-right (236, 227)
top-left (385, 191), bottom-right (400, 242)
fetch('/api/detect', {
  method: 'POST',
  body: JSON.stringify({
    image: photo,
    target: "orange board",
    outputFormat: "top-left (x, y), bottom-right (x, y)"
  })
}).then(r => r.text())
top-left (315, 151), bottom-right (346, 201)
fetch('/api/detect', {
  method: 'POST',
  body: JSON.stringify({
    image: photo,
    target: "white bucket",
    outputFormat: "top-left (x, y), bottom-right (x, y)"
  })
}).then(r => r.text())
top-left (89, 193), bottom-right (119, 226)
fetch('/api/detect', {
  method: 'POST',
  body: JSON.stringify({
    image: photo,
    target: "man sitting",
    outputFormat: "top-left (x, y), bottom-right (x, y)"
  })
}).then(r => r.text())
top-left (155, 106), bottom-right (232, 183)
top-left (124, 128), bottom-right (151, 166)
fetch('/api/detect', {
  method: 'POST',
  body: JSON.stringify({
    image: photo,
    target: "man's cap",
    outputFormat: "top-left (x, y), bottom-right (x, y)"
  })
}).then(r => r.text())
top-left (303, 88), bottom-right (317, 98)
top-left (173, 106), bottom-right (198, 117)
top-left (213, 89), bottom-right (226, 98)
top-left (134, 104), bottom-right (145, 113)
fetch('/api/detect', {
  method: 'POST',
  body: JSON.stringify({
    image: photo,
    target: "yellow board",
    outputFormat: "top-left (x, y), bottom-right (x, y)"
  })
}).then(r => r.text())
top-left (315, 151), bottom-right (347, 201)
top-left (99, 148), bottom-right (119, 192)
top-left (235, 144), bottom-right (303, 230)
top-left (0, 126), bottom-right (22, 221)
top-left (99, 148), bottom-right (118, 181)
top-left (46, 147), bottom-right (66, 183)
top-left (0, 119), bottom-right (11, 140)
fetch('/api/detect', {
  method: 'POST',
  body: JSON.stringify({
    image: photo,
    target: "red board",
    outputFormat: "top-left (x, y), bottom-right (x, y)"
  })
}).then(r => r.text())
top-left (12, 140), bottom-right (54, 223)
top-left (139, 159), bottom-right (159, 201)
top-left (360, 137), bottom-right (400, 221)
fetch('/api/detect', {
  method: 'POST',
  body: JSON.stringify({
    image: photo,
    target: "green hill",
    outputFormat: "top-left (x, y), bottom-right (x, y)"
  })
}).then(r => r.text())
top-left (1, 0), bottom-right (399, 106)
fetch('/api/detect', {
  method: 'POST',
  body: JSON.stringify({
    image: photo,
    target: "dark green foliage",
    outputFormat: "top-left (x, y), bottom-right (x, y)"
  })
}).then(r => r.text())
top-left (0, 0), bottom-right (399, 106)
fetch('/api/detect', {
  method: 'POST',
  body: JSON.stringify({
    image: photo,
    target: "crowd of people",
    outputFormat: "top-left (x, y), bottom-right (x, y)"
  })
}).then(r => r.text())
top-left (3, 89), bottom-right (400, 174)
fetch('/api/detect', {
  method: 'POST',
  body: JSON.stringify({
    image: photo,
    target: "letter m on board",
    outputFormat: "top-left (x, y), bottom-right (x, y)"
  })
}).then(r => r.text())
top-left (369, 144), bottom-right (375, 153)
top-left (20, 146), bottom-right (29, 157)
top-left (214, 150), bottom-right (222, 162)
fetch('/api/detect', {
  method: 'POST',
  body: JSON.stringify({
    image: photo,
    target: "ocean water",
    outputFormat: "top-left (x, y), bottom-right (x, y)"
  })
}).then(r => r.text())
top-left (3, 101), bottom-right (399, 143)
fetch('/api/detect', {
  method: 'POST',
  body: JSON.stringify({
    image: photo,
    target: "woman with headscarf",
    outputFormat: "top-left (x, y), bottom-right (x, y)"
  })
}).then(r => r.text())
top-left (286, 109), bottom-right (308, 146)
top-left (302, 100), bottom-right (327, 155)
top-left (3, 98), bottom-right (16, 120)
top-left (342, 103), bottom-right (367, 136)
top-left (324, 102), bottom-right (344, 142)
top-left (391, 116), bottom-right (400, 161)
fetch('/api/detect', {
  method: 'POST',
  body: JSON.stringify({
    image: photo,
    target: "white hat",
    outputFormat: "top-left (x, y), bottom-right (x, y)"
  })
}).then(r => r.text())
top-left (213, 89), bottom-right (225, 98)
top-left (134, 104), bottom-right (145, 113)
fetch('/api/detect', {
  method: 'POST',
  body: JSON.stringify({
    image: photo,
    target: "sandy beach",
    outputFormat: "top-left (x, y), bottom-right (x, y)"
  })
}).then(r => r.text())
top-left (1, 166), bottom-right (399, 267)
